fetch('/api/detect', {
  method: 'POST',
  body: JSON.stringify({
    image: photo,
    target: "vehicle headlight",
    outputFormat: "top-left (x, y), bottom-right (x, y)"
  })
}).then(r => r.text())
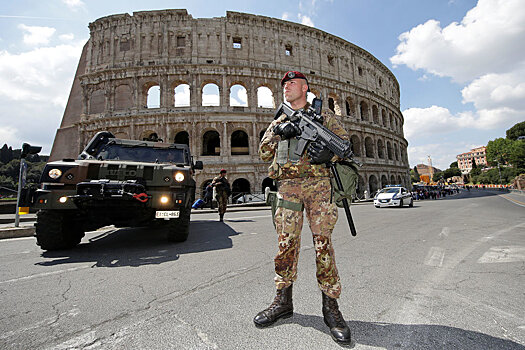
top-left (48, 168), bottom-right (62, 179)
top-left (160, 196), bottom-right (169, 204)
top-left (175, 172), bottom-right (185, 182)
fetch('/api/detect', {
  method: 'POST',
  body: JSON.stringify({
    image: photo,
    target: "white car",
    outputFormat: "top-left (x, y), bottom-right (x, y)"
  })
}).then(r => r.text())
top-left (374, 186), bottom-right (413, 208)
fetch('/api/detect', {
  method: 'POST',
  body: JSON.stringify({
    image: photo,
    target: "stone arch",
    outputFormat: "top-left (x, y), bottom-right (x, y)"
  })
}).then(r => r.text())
top-left (202, 130), bottom-right (220, 156)
top-left (369, 175), bottom-right (379, 194)
top-left (372, 105), bottom-right (379, 124)
top-left (390, 174), bottom-right (396, 184)
top-left (257, 86), bottom-right (274, 108)
top-left (174, 131), bottom-right (189, 145)
top-left (359, 101), bottom-right (369, 121)
top-left (231, 129), bottom-right (249, 155)
top-left (140, 130), bottom-right (161, 141)
top-left (114, 84), bottom-right (132, 111)
top-left (90, 89), bottom-right (105, 114)
top-left (113, 131), bottom-right (129, 139)
top-left (377, 139), bottom-right (384, 159)
top-left (357, 175), bottom-right (365, 198)
top-left (327, 93), bottom-right (341, 115)
top-left (381, 175), bottom-right (388, 189)
top-left (394, 143), bottom-right (399, 161)
top-left (262, 177), bottom-right (277, 192)
top-left (230, 83), bottom-right (248, 107)
top-left (389, 113), bottom-right (394, 130)
top-left (232, 178), bottom-right (251, 197)
top-left (381, 109), bottom-right (387, 127)
top-left (350, 135), bottom-right (361, 157)
top-left (345, 97), bottom-right (356, 117)
top-left (307, 89), bottom-right (318, 104)
top-left (397, 175), bottom-right (402, 185)
top-left (387, 141), bottom-right (393, 160)
top-left (365, 136), bottom-right (374, 158)
top-left (202, 83), bottom-right (220, 106)
top-left (174, 83), bottom-right (190, 107)
top-left (144, 82), bottom-right (160, 108)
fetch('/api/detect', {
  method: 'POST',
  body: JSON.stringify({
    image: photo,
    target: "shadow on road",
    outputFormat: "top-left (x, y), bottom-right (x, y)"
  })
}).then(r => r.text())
top-left (35, 220), bottom-right (239, 268)
top-left (283, 313), bottom-right (524, 349)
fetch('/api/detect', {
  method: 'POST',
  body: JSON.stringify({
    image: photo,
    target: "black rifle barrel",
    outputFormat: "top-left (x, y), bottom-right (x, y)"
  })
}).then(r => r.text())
top-left (329, 163), bottom-right (357, 236)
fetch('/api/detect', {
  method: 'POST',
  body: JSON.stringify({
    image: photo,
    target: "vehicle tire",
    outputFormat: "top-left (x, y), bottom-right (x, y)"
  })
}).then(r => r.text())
top-left (375, 205), bottom-right (380, 208)
top-left (35, 210), bottom-right (84, 250)
top-left (166, 208), bottom-right (190, 242)
top-left (409, 199), bottom-right (414, 207)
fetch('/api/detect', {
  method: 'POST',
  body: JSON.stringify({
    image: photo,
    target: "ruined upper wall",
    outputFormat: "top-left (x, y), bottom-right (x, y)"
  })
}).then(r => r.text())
top-left (84, 9), bottom-right (400, 106)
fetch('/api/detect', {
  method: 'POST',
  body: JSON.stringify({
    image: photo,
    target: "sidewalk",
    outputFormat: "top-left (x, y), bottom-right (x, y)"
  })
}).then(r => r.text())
top-left (0, 199), bottom-right (373, 240)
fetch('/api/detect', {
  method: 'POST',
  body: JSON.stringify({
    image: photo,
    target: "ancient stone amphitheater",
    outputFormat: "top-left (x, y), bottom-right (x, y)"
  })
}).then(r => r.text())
top-left (51, 9), bottom-right (409, 198)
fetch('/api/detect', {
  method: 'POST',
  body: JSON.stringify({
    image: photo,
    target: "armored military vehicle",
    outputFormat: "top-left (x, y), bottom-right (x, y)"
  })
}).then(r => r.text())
top-left (27, 131), bottom-right (203, 250)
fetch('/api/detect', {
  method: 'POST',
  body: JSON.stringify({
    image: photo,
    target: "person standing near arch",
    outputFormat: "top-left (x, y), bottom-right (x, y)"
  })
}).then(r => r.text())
top-left (254, 71), bottom-right (351, 345)
top-left (211, 169), bottom-right (231, 221)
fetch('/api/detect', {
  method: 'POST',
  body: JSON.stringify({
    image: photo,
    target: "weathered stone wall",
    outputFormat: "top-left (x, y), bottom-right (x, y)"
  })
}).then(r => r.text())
top-left (50, 9), bottom-right (410, 196)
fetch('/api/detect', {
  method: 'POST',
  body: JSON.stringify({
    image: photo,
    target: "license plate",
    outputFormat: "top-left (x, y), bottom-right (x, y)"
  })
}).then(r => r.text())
top-left (155, 211), bottom-right (180, 219)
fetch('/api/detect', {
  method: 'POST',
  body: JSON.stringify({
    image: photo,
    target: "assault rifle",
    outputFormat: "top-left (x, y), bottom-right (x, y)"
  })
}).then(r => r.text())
top-left (274, 100), bottom-right (359, 236)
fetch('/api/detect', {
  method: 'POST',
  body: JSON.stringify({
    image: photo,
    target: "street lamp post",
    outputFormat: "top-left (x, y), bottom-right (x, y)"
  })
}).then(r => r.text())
top-left (14, 143), bottom-right (41, 227)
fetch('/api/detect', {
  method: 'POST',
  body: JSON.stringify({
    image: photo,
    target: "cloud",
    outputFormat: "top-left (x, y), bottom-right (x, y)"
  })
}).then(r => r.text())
top-left (62, 0), bottom-right (85, 10)
top-left (281, 12), bottom-right (290, 21)
top-left (408, 143), bottom-right (472, 170)
top-left (0, 42), bottom-right (84, 106)
top-left (298, 13), bottom-right (314, 27)
top-left (18, 24), bottom-right (56, 46)
top-left (390, 0), bottom-right (525, 82)
top-left (59, 33), bottom-right (75, 42)
top-left (174, 84), bottom-right (190, 107)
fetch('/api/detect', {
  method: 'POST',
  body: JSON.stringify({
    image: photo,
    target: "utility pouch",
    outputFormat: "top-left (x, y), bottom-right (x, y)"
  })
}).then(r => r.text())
top-left (265, 187), bottom-right (304, 227)
top-left (331, 161), bottom-right (359, 208)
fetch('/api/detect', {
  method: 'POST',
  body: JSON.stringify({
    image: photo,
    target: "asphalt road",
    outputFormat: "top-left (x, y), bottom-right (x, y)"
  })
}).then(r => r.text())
top-left (1, 189), bottom-right (524, 349)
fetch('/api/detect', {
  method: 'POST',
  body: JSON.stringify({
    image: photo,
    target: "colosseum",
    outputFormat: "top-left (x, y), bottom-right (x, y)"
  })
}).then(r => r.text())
top-left (50, 9), bottom-right (410, 199)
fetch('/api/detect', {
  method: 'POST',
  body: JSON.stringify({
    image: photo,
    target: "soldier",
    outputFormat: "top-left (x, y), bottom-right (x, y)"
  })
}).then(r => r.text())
top-left (254, 71), bottom-right (351, 344)
top-left (212, 169), bottom-right (230, 221)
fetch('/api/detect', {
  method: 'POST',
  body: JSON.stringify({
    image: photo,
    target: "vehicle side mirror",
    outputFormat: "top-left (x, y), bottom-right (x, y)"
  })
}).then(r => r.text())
top-left (193, 161), bottom-right (203, 170)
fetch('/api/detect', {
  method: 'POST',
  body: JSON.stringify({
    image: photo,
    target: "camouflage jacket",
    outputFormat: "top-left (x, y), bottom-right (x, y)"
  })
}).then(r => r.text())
top-left (259, 105), bottom-right (349, 180)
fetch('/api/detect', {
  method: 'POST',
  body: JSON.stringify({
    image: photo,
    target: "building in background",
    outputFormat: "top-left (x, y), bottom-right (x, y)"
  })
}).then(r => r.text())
top-left (457, 146), bottom-right (487, 174)
top-left (50, 9), bottom-right (410, 197)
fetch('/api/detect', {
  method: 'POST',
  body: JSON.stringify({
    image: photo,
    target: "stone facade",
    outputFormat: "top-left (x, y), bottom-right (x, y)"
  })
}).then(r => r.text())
top-left (50, 9), bottom-right (410, 197)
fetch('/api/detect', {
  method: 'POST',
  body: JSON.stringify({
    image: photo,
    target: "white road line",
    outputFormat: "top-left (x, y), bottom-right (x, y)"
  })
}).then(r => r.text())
top-left (477, 246), bottom-right (525, 263)
top-left (224, 214), bottom-right (272, 221)
top-left (439, 226), bottom-right (450, 239)
top-left (0, 265), bottom-right (91, 285)
top-left (424, 247), bottom-right (445, 267)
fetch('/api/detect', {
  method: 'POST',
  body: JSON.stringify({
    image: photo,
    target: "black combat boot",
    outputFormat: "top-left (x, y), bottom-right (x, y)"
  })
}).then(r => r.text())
top-left (253, 285), bottom-right (293, 327)
top-left (219, 213), bottom-right (224, 222)
top-left (322, 292), bottom-right (351, 344)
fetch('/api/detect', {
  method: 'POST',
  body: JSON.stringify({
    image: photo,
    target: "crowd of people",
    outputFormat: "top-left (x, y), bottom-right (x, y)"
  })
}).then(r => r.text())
top-left (411, 186), bottom-right (460, 200)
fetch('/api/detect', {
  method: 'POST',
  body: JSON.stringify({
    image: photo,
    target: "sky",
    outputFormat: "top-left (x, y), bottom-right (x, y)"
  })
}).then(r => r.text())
top-left (0, 0), bottom-right (523, 170)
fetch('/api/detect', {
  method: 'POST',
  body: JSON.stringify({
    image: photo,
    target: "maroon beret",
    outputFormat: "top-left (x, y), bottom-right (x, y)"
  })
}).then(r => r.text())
top-left (280, 71), bottom-right (309, 87)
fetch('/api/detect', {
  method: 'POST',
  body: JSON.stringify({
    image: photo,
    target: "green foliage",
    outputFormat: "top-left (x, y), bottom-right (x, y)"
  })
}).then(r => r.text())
top-left (486, 138), bottom-right (513, 166)
top-left (410, 166), bottom-right (420, 183)
top-left (0, 159), bottom-right (45, 190)
top-left (449, 161), bottom-right (458, 168)
top-left (433, 171), bottom-right (444, 182)
top-left (443, 167), bottom-right (461, 179)
top-left (472, 167), bottom-right (524, 185)
top-left (506, 121), bottom-right (525, 140)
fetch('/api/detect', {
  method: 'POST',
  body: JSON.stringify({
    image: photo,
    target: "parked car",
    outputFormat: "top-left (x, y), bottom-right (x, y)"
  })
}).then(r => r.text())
top-left (374, 186), bottom-right (413, 208)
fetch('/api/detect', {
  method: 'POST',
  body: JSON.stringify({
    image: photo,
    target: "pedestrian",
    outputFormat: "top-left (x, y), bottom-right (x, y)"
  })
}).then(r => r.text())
top-left (254, 70), bottom-right (351, 344)
top-left (204, 183), bottom-right (214, 209)
top-left (211, 169), bottom-right (230, 221)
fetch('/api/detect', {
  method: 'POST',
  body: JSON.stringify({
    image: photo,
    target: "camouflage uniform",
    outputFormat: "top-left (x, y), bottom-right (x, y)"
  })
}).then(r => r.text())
top-left (259, 105), bottom-right (349, 299)
top-left (213, 175), bottom-right (229, 216)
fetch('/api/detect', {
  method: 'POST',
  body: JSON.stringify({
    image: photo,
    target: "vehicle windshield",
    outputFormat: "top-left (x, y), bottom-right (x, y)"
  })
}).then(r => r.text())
top-left (381, 188), bottom-right (401, 194)
top-left (96, 144), bottom-right (187, 164)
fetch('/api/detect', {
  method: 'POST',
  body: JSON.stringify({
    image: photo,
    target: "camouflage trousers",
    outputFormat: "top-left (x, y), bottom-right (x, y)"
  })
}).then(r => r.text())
top-left (216, 191), bottom-right (228, 215)
top-left (273, 177), bottom-right (341, 299)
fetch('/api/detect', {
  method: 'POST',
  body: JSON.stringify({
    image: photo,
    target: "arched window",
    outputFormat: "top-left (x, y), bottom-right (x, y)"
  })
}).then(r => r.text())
top-left (346, 97), bottom-right (356, 117)
top-left (147, 85), bottom-right (160, 108)
top-left (381, 175), bottom-right (388, 189)
top-left (174, 84), bottom-right (190, 107)
top-left (389, 114), bottom-right (394, 130)
top-left (377, 139), bottom-right (384, 159)
top-left (202, 130), bottom-right (220, 156)
top-left (359, 101), bottom-right (369, 121)
top-left (306, 91), bottom-right (317, 104)
top-left (231, 130), bottom-right (249, 155)
top-left (394, 144), bottom-right (399, 161)
top-left (390, 174), bottom-right (396, 184)
top-left (372, 105), bottom-right (379, 124)
top-left (232, 178), bottom-right (251, 199)
top-left (350, 135), bottom-right (361, 157)
top-left (230, 84), bottom-right (248, 107)
top-left (202, 83), bottom-right (220, 106)
top-left (174, 131), bottom-right (189, 145)
top-left (115, 85), bottom-right (132, 111)
top-left (141, 131), bottom-right (161, 142)
top-left (387, 141), bottom-right (393, 160)
top-left (262, 177), bottom-right (277, 192)
top-left (381, 109), bottom-right (387, 126)
top-left (365, 137), bottom-right (374, 158)
top-left (257, 86), bottom-right (274, 108)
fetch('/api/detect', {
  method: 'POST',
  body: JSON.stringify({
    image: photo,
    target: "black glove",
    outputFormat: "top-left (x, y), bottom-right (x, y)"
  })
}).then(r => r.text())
top-left (273, 122), bottom-right (300, 140)
top-left (307, 142), bottom-right (333, 164)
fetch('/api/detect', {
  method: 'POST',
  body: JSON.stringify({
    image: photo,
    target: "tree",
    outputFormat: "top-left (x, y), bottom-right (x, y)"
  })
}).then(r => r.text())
top-left (506, 121), bottom-right (525, 140)
top-left (443, 166), bottom-right (461, 179)
top-left (486, 138), bottom-right (513, 166)
top-left (433, 171), bottom-right (444, 182)
top-left (411, 165), bottom-right (420, 183)
top-left (508, 139), bottom-right (525, 169)
top-left (449, 161), bottom-right (458, 168)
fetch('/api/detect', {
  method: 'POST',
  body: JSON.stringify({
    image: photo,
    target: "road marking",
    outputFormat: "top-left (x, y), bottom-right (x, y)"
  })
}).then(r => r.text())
top-left (0, 265), bottom-right (91, 285)
top-left (439, 227), bottom-right (450, 239)
top-left (225, 214), bottom-right (272, 221)
top-left (0, 236), bottom-right (34, 242)
top-left (478, 246), bottom-right (525, 263)
top-left (500, 194), bottom-right (525, 207)
top-left (424, 247), bottom-right (445, 267)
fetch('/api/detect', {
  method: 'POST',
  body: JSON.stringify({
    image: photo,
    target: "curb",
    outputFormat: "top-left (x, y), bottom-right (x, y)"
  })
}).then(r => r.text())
top-left (0, 226), bottom-right (35, 240)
